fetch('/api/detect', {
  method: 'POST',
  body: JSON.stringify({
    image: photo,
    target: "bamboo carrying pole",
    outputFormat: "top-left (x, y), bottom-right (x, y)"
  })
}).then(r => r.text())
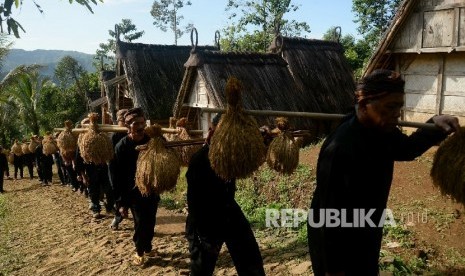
top-left (53, 108), bottom-right (439, 148)
top-left (53, 124), bottom-right (204, 135)
top-left (200, 108), bottom-right (439, 131)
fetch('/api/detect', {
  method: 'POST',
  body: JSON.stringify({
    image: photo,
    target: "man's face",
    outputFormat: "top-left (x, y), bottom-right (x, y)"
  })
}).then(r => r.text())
top-left (128, 117), bottom-right (146, 141)
top-left (364, 93), bottom-right (404, 132)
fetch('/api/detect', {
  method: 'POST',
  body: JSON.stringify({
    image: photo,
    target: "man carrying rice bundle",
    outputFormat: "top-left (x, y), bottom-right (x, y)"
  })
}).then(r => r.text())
top-left (112, 107), bottom-right (160, 266)
top-left (108, 108), bottom-right (128, 230)
top-left (185, 114), bottom-right (266, 276)
top-left (307, 69), bottom-right (460, 276)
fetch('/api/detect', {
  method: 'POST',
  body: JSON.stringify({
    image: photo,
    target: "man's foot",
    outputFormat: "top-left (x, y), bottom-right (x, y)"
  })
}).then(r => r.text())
top-left (110, 216), bottom-right (123, 230)
top-left (132, 253), bottom-right (145, 266)
top-left (92, 211), bottom-right (101, 219)
top-left (144, 250), bottom-right (157, 258)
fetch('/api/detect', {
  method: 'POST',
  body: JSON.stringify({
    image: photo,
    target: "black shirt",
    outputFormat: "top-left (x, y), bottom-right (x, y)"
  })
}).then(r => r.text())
top-left (113, 134), bottom-right (150, 208)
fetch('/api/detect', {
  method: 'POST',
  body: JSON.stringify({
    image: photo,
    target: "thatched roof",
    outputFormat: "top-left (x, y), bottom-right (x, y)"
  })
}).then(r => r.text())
top-left (363, 0), bottom-right (418, 76)
top-left (174, 49), bottom-right (322, 130)
top-left (269, 36), bottom-right (355, 114)
top-left (116, 40), bottom-right (217, 120)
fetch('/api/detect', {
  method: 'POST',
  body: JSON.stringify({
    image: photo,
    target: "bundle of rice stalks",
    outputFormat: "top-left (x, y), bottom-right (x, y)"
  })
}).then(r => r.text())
top-left (430, 127), bottom-right (465, 206)
top-left (266, 117), bottom-right (299, 174)
top-left (57, 120), bottom-right (78, 163)
top-left (163, 117), bottom-right (177, 141)
top-left (11, 141), bottom-right (23, 156)
top-left (21, 143), bottom-right (32, 155)
top-left (266, 132), bottom-right (299, 175)
top-left (209, 77), bottom-right (266, 180)
top-left (77, 113), bottom-right (114, 165)
top-left (42, 133), bottom-right (59, 156)
top-left (28, 137), bottom-right (39, 153)
top-left (172, 117), bottom-right (202, 166)
top-left (135, 124), bottom-right (181, 195)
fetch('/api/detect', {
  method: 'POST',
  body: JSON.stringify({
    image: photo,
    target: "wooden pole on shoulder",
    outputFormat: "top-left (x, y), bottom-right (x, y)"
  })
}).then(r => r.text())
top-left (199, 108), bottom-right (438, 130)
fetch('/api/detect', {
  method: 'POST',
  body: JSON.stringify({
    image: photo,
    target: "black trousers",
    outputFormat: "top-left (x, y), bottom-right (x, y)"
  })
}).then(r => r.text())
top-left (186, 202), bottom-right (265, 276)
top-left (13, 155), bottom-right (23, 179)
top-left (130, 193), bottom-right (160, 256)
top-left (307, 222), bottom-right (381, 276)
top-left (86, 164), bottom-right (113, 213)
top-left (64, 164), bottom-right (79, 189)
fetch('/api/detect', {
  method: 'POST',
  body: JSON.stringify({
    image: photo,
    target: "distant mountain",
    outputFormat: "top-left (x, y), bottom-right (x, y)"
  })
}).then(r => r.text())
top-left (2, 49), bottom-right (96, 78)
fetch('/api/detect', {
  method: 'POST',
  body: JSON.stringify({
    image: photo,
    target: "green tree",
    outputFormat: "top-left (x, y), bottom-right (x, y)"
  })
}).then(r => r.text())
top-left (0, 0), bottom-right (102, 38)
top-left (0, 99), bottom-right (21, 145)
top-left (55, 56), bottom-right (86, 90)
top-left (95, 19), bottom-right (144, 70)
top-left (352, 0), bottom-right (402, 51)
top-left (222, 0), bottom-right (310, 52)
top-left (150, 0), bottom-right (193, 45)
top-left (37, 83), bottom-right (87, 131)
top-left (6, 70), bottom-right (53, 135)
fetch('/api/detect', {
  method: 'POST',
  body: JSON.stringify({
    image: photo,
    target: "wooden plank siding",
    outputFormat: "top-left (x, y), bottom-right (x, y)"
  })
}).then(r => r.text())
top-left (461, 8), bottom-right (465, 45)
top-left (401, 52), bottom-right (465, 123)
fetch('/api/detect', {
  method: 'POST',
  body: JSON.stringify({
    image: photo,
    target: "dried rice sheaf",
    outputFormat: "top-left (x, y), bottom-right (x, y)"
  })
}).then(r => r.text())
top-left (77, 113), bottom-right (114, 165)
top-left (57, 120), bottom-right (78, 163)
top-left (28, 138), bottom-right (39, 153)
top-left (135, 124), bottom-right (181, 196)
top-left (170, 117), bottom-right (201, 166)
top-left (266, 131), bottom-right (299, 175)
top-left (163, 117), bottom-right (178, 141)
top-left (42, 134), bottom-right (59, 156)
top-left (11, 141), bottom-right (23, 156)
top-left (430, 127), bottom-right (465, 206)
top-left (21, 143), bottom-right (32, 155)
top-left (209, 77), bottom-right (266, 180)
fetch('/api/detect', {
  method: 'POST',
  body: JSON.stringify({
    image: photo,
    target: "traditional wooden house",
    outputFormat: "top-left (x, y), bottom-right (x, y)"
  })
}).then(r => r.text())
top-left (173, 49), bottom-right (321, 133)
top-left (364, 0), bottom-right (465, 123)
top-left (269, 36), bottom-right (355, 114)
top-left (173, 36), bottom-right (355, 137)
top-left (102, 38), bottom-right (217, 123)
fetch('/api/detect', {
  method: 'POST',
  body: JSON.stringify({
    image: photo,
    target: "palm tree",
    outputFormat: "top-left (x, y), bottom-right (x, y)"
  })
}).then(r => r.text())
top-left (5, 70), bottom-right (53, 135)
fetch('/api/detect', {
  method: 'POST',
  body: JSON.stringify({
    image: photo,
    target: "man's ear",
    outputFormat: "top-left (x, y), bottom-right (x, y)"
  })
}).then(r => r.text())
top-left (358, 101), bottom-right (368, 114)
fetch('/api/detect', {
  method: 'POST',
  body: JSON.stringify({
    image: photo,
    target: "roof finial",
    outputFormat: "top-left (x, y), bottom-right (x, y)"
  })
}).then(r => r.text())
top-left (190, 27), bottom-right (198, 52)
top-left (214, 30), bottom-right (221, 50)
top-left (275, 33), bottom-right (284, 54)
top-left (333, 26), bottom-right (341, 43)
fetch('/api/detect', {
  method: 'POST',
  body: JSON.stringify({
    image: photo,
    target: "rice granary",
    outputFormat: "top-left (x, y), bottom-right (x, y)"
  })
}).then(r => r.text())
top-left (364, 0), bottom-right (465, 126)
top-left (173, 34), bottom-right (355, 139)
top-left (100, 35), bottom-right (217, 124)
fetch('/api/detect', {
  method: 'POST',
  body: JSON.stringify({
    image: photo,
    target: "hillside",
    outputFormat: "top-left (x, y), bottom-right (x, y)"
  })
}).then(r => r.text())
top-left (2, 49), bottom-right (96, 78)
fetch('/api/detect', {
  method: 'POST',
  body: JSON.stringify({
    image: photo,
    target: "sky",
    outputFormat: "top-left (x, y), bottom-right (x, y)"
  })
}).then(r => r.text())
top-left (10, 0), bottom-right (360, 55)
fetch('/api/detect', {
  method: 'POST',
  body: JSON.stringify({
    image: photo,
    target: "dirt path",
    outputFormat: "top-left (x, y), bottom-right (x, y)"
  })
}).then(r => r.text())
top-left (0, 177), bottom-right (193, 275)
top-left (0, 177), bottom-right (310, 276)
